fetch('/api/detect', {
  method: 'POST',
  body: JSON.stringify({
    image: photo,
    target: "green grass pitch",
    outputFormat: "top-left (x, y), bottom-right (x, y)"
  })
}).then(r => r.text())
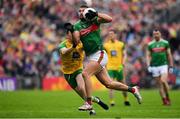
top-left (0, 89), bottom-right (180, 118)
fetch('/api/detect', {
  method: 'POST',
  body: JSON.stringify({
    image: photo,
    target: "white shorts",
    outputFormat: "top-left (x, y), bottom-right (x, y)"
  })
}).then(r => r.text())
top-left (150, 65), bottom-right (168, 77)
top-left (87, 50), bottom-right (108, 68)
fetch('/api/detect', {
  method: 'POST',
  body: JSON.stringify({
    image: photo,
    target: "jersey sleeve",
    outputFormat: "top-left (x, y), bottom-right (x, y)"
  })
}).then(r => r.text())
top-left (58, 41), bottom-right (66, 50)
top-left (165, 40), bottom-right (170, 49)
top-left (147, 44), bottom-right (151, 51)
top-left (103, 43), bottom-right (107, 51)
top-left (122, 42), bottom-right (125, 50)
top-left (73, 23), bottom-right (80, 31)
top-left (93, 17), bottom-right (101, 26)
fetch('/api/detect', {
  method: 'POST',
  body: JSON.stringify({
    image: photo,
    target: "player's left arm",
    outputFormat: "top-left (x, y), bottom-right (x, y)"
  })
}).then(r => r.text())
top-left (167, 48), bottom-right (173, 67)
top-left (97, 13), bottom-right (112, 23)
top-left (122, 46), bottom-right (127, 82)
top-left (122, 46), bottom-right (127, 67)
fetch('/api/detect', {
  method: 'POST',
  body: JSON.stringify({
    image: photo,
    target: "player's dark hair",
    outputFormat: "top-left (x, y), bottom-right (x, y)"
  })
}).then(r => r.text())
top-left (153, 27), bottom-right (161, 32)
top-left (109, 29), bottom-right (117, 34)
top-left (80, 4), bottom-right (89, 8)
top-left (64, 22), bottom-right (74, 34)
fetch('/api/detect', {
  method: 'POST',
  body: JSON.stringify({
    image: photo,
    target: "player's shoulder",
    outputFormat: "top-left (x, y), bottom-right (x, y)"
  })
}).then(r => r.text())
top-left (74, 20), bottom-right (81, 26)
top-left (103, 41), bottom-right (108, 47)
top-left (148, 40), bottom-right (155, 46)
top-left (74, 20), bottom-right (81, 30)
top-left (161, 39), bottom-right (169, 44)
top-left (118, 40), bottom-right (124, 45)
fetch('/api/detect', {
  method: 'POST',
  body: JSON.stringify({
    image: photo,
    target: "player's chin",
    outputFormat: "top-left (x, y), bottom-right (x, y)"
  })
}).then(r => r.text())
top-left (79, 15), bottom-right (84, 19)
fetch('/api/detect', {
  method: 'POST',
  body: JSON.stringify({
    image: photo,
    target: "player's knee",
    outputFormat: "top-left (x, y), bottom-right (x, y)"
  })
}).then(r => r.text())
top-left (161, 79), bottom-right (167, 84)
top-left (104, 81), bottom-right (113, 89)
top-left (82, 71), bottom-right (88, 77)
top-left (77, 85), bottom-right (84, 92)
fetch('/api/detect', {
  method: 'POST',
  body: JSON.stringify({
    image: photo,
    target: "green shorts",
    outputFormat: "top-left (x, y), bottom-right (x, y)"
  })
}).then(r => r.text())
top-left (108, 69), bottom-right (123, 81)
top-left (64, 69), bottom-right (82, 89)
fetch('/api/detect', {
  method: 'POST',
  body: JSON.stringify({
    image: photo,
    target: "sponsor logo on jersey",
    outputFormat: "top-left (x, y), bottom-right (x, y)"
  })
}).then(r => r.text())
top-left (152, 47), bottom-right (166, 52)
top-left (80, 24), bottom-right (99, 36)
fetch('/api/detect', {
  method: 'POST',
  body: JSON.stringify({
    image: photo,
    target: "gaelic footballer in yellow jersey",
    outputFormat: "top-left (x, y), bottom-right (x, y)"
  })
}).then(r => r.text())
top-left (104, 38), bottom-right (124, 71)
top-left (59, 39), bottom-right (84, 74)
top-left (104, 30), bottom-right (130, 106)
top-left (58, 22), bottom-right (109, 112)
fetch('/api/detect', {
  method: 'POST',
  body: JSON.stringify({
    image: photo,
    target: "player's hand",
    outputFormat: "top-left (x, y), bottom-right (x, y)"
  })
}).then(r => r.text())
top-left (64, 22), bottom-right (74, 33)
top-left (169, 66), bottom-right (174, 73)
top-left (147, 66), bottom-right (152, 73)
top-left (86, 9), bottom-right (98, 21)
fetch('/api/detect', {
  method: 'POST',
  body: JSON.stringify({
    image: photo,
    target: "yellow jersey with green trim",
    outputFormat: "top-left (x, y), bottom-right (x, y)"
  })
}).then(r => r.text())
top-left (59, 40), bottom-right (84, 74)
top-left (104, 40), bottom-right (125, 70)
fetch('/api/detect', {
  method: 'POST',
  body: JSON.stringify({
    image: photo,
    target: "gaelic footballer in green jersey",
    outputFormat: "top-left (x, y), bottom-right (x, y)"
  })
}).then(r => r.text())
top-left (73, 5), bottom-right (142, 111)
top-left (57, 23), bottom-right (109, 113)
top-left (146, 29), bottom-right (174, 105)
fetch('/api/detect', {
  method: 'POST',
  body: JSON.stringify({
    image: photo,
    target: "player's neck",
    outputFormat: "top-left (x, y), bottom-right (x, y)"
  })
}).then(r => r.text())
top-left (111, 39), bottom-right (115, 42)
top-left (67, 38), bottom-right (72, 43)
top-left (155, 38), bottom-right (161, 42)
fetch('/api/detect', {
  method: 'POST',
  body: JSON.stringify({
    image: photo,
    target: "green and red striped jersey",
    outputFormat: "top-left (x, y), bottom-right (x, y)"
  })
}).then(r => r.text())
top-left (73, 17), bottom-right (103, 56)
top-left (148, 39), bottom-right (170, 66)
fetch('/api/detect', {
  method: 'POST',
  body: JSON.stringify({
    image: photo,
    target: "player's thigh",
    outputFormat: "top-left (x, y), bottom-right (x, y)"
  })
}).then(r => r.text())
top-left (161, 73), bottom-right (168, 82)
top-left (75, 71), bottom-right (86, 90)
top-left (159, 65), bottom-right (168, 81)
top-left (95, 68), bottom-right (112, 86)
top-left (83, 60), bottom-right (102, 76)
top-left (85, 50), bottom-right (108, 75)
top-left (64, 69), bottom-right (81, 89)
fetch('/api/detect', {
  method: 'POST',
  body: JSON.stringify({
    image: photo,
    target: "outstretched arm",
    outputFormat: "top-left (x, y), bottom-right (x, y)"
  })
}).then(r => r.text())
top-left (97, 13), bottom-right (112, 23)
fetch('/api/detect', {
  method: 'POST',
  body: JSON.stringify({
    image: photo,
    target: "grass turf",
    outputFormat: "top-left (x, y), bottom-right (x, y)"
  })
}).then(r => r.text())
top-left (0, 89), bottom-right (180, 118)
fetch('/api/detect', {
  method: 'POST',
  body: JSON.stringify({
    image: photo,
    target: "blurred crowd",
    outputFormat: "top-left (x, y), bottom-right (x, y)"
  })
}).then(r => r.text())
top-left (0, 0), bottom-right (180, 88)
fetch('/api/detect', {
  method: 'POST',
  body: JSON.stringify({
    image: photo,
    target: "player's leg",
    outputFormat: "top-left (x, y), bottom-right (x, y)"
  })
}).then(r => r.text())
top-left (118, 69), bottom-right (130, 106)
top-left (64, 70), bottom-right (92, 111)
top-left (83, 50), bottom-right (142, 104)
top-left (82, 60), bottom-right (104, 106)
top-left (108, 70), bottom-right (115, 106)
top-left (95, 68), bottom-right (142, 104)
top-left (79, 62), bottom-right (109, 110)
top-left (151, 66), bottom-right (168, 105)
top-left (109, 89), bottom-right (115, 106)
top-left (160, 65), bottom-right (171, 105)
top-left (75, 73), bottom-right (87, 100)
top-left (75, 73), bottom-right (94, 111)
top-left (154, 76), bottom-right (166, 104)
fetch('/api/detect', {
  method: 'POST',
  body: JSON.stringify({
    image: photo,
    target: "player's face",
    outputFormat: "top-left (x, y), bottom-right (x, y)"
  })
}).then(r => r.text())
top-left (108, 31), bottom-right (116, 40)
top-left (66, 31), bottom-right (73, 40)
top-left (153, 31), bottom-right (161, 40)
top-left (78, 7), bottom-right (86, 19)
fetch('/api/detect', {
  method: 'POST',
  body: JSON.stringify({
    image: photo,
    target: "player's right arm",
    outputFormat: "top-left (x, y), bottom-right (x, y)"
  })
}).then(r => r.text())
top-left (146, 46), bottom-right (151, 67)
top-left (97, 13), bottom-right (112, 23)
top-left (73, 31), bottom-right (80, 46)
